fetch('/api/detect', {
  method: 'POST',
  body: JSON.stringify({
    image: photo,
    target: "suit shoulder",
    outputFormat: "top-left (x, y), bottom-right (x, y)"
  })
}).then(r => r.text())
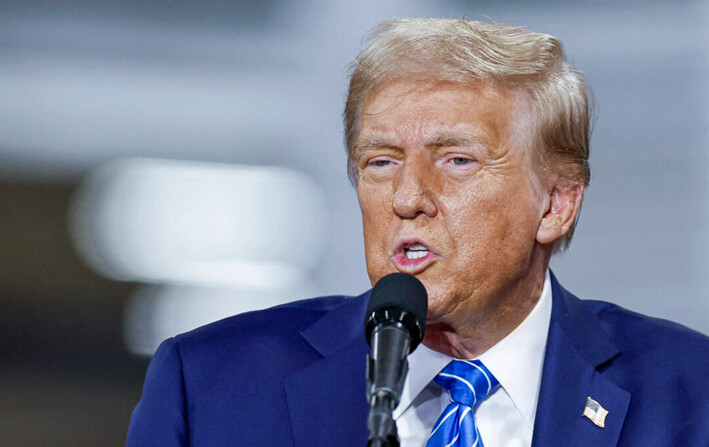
top-left (159, 294), bottom-right (363, 396)
top-left (173, 294), bottom-right (355, 350)
top-left (582, 299), bottom-right (709, 365)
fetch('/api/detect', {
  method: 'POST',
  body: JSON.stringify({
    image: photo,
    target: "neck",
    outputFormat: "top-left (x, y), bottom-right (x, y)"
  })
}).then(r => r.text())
top-left (422, 245), bottom-right (551, 358)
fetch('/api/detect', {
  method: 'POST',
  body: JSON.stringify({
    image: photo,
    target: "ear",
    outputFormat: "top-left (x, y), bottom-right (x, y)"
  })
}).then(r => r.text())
top-left (536, 182), bottom-right (584, 245)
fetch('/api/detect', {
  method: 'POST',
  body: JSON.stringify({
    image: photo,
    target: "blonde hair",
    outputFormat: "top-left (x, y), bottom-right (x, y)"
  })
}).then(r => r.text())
top-left (344, 18), bottom-right (593, 251)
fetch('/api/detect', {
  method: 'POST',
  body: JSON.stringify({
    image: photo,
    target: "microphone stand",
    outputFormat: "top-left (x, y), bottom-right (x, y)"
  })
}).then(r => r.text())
top-left (366, 392), bottom-right (400, 447)
top-left (365, 323), bottom-right (409, 447)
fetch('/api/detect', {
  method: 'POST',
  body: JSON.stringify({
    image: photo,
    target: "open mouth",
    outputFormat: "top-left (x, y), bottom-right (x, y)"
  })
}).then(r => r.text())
top-left (404, 243), bottom-right (429, 260)
top-left (391, 238), bottom-right (437, 273)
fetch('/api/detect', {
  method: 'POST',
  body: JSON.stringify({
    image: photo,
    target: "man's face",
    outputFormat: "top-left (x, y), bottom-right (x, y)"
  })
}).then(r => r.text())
top-left (355, 79), bottom-right (549, 328)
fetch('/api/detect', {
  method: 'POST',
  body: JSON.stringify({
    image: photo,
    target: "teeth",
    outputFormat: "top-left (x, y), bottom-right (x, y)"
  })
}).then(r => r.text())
top-left (405, 250), bottom-right (428, 260)
top-left (404, 243), bottom-right (429, 260)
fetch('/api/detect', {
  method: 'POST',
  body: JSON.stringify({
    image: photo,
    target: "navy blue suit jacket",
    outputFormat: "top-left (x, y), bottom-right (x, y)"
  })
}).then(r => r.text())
top-left (126, 275), bottom-right (709, 446)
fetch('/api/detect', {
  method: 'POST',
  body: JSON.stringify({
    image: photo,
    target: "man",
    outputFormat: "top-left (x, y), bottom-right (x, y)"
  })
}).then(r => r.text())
top-left (126, 18), bottom-right (709, 446)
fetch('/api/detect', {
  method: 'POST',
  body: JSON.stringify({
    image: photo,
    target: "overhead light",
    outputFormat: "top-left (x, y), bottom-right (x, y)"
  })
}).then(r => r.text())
top-left (69, 158), bottom-right (329, 288)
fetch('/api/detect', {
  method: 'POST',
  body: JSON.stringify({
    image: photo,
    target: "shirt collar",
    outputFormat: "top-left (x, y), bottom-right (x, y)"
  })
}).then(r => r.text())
top-left (477, 270), bottom-right (552, 429)
top-left (393, 270), bottom-right (552, 429)
top-left (394, 340), bottom-right (449, 419)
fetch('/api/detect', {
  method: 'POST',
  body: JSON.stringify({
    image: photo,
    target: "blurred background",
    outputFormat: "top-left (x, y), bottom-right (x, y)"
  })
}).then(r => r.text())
top-left (1, 0), bottom-right (707, 445)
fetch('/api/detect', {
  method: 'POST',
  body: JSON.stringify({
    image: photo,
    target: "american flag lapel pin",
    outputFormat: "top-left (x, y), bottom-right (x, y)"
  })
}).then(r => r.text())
top-left (582, 396), bottom-right (609, 428)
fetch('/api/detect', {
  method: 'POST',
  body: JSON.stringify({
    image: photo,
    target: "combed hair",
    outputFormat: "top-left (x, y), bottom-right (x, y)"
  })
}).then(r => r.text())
top-left (344, 18), bottom-right (593, 251)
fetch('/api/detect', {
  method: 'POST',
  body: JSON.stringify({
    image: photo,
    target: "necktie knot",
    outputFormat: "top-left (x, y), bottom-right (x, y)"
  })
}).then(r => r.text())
top-left (434, 359), bottom-right (499, 408)
top-left (426, 359), bottom-right (499, 447)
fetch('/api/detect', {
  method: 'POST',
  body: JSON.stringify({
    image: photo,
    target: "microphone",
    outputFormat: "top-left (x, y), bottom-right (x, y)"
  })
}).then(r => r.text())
top-left (364, 272), bottom-right (428, 447)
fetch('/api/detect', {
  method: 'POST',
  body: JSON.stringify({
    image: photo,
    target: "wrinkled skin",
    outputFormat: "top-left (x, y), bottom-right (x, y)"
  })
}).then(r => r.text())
top-left (354, 79), bottom-right (582, 358)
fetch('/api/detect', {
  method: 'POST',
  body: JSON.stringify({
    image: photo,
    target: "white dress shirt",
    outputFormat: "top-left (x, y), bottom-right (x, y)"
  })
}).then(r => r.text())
top-left (393, 271), bottom-right (552, 447)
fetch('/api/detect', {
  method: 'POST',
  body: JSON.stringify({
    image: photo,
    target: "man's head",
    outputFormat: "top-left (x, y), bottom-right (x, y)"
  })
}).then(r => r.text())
top-left (346, 18), bottom-right (591, 251)
top-left (346, 19), bottom-right (591, 354)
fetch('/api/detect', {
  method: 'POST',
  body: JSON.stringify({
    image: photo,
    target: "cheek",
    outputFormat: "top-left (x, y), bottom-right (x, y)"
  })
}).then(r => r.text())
top-left (358, 185), bottom-right (393, 277)
top-left (439, 184), bottom-right (496, 243)
top-left (439, 177), bottom-right (538, 261)
top-left (358, 187), bottom-right (389, 236)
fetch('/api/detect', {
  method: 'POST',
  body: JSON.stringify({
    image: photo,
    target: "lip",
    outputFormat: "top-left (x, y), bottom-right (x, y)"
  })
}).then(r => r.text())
top-left (390, 237), bottom-right (439, 274)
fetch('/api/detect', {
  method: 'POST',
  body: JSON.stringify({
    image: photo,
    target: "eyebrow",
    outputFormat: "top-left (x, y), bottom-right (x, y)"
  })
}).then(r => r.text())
top-left (352, 132), bottom-right (400, 161)
top-left (423, 131), bottom-right (488, 149)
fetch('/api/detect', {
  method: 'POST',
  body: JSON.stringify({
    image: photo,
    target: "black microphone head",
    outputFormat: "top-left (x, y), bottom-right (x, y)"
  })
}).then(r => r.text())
top-left (364, 272), bottom-right (428, 352)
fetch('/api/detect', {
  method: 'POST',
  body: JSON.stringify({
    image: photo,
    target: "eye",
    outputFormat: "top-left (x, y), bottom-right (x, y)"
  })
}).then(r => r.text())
top-left (366, 156), bottom-right (399, 169)
top-left (445, 155), bottom-right (476, 166)
top-left (440, 154), bottom-right (478, 175)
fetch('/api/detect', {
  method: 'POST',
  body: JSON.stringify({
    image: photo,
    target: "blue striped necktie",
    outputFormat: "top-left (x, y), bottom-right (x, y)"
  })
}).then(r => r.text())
top-left (426, 359), bottom-right (500, 447)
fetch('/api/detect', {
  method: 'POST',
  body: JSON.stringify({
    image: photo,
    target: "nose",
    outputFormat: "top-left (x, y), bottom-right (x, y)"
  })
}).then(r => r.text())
top-left (392, 154), bottom-right (437, 219)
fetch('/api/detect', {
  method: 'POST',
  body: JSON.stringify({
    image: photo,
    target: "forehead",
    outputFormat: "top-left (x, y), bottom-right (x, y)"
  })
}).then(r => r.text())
top-left (356, 78), bottom-right (530, 153)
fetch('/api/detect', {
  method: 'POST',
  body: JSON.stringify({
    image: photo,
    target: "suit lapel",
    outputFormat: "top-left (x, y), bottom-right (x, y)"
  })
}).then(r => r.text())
top-left (283, 275), bottom-right (633, 446)
top-left (532, 274), bottom-right (630, 447)
top-left (284, 292), bottom-right (371, 446)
